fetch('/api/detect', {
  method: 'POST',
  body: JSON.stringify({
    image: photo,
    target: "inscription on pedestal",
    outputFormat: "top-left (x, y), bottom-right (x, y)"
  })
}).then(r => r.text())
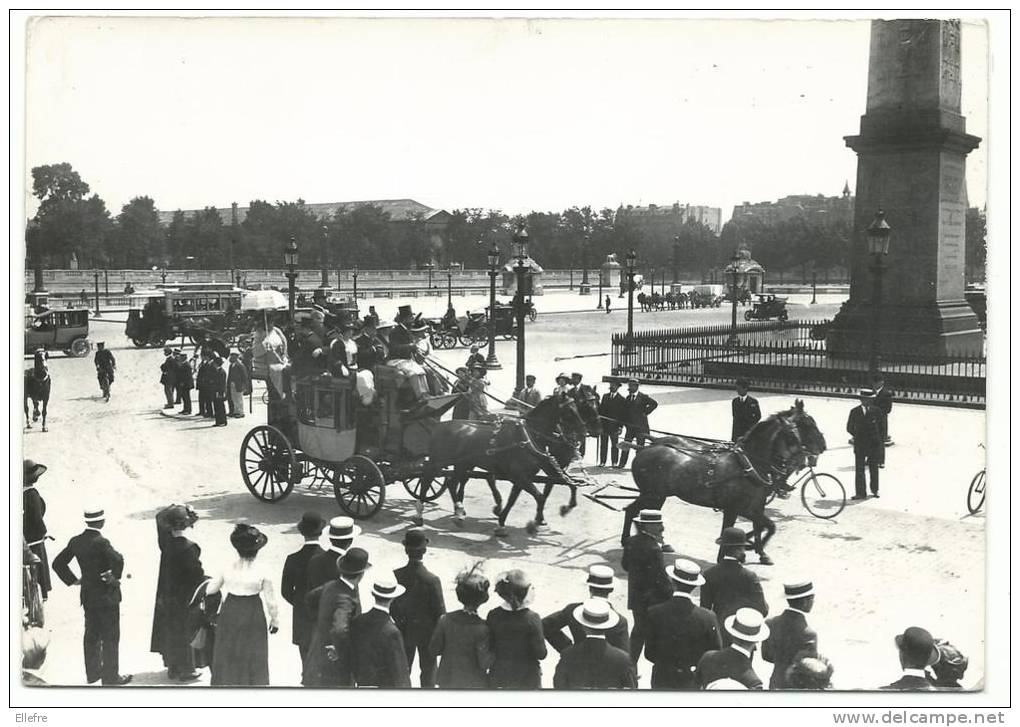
top-left (937, 154), bottom-right (966, 300)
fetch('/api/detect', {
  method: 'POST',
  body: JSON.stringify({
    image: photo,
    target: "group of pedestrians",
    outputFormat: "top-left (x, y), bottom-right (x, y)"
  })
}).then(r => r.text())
top-left (159, 346), bottom-right (251, 424)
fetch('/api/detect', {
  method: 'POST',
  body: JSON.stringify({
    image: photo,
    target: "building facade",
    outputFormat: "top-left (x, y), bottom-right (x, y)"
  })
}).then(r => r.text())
top-left (730, 183), bottom-right (854, 225)
top-left (614, 202), bottom-right (723, 237)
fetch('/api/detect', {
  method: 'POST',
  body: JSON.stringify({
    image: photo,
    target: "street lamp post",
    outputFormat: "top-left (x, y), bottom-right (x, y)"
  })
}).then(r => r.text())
top-left (284, 237), bottom-right (299, 321)
top-left (580, 235), bottom-right (590, 294)
top-left (597, 270), bottom-right (604, 309)
top-left (866, 210), bottom-right (891, 375)
top-left (811, 270), bottom-right (818, 304)
top-left (623, 249), bottom-right (637, 355)
top-left (726, 250), bottom-right (742, 345)
top-left (423, 262), bottom-right (434, 293)
top-left (512, 226), bottom-right (530, 393)
top-left (485, 244), bottom-right (502, 370)
top-left (672, 234), bottom-right (680, 284)
top-left (93, 268), bottom-right (101, 317)
top-left (446, 264), bottom-right (454, 313)
top-left (352, 265), bottom-right (359, 301)
top-left (321, 225), bottom-right (330, 288)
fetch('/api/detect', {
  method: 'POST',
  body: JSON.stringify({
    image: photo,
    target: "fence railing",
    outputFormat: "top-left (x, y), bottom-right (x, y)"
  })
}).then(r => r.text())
top-left (610, 320), bottom-right (986, 408)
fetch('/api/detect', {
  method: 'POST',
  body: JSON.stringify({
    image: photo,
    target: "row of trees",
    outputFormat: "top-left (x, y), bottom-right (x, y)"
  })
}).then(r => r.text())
top-left (25, 163), bottom-right (987, 280)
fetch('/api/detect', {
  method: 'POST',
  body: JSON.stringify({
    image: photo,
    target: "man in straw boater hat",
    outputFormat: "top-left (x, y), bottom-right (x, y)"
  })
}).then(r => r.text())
top-left (552, 599), bottom-right (636, 689)
top-left (645, 559), bottom-right (722, 690)
top-left (696, 607), bottom-right (769, 690)
top-left (847, 387), bottom-right (885, 500)
top-left (302, 546), bottom-right (371, 687)
top-left (542, 564), bottom-right (630, 656)
top-left (305, 515), bottom-right (360, 593)
top-left (52, 506), bottom-right (131, 685)
top-left (23, 460), bottom-right (52, 600)
top-left (391, 529), bottom-right (446, 688)
top-left (880, 626), bottom-right (939, 691)
top-left (351, 577), bottom-right (412, 687)
top-left (281, 512), bottom-right (327, 673)
top-left (762, 578), bottom-right (819, 689)
top-left (621, 509), bottom-right (673, 666)
top-left (701, 526), bottom-right (769, 646)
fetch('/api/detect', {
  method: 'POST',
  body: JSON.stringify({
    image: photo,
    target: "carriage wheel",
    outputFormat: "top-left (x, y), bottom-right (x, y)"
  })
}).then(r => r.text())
top-left (334, 454), bottom-right (386, 519)
top-left (438, 331), bottom-right (458, 349)
top-left (779, 311), bottom-right (789, 322)
top-left (457, 332), bottom-right (477, 348)
top-left (240, 425), bottom-right (298, 502)
top-left (402, 476), bottom-right (447, 502)
top-left (800, 472), bottom-right (846, 519)
top-left (744, 310), bottom-right (753, 321)
top-left (150, 335), bottom-right (168, 348)
top-left (69, 337), bottom-right (91, 357)
top-left (966, 470), bottom-right (986, 514)
top-left (131, 337), bottom-right (149, 348)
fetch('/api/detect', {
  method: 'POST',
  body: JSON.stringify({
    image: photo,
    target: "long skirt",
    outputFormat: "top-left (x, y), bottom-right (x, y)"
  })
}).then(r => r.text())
top-left (210, 594), bottom-right (269, 686)
top-left (28, 542), bottom-right (51, 598)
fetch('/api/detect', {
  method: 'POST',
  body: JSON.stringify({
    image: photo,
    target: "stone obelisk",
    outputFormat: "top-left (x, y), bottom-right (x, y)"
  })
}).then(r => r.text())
top-left (828, 19), bottom-right (983, 357)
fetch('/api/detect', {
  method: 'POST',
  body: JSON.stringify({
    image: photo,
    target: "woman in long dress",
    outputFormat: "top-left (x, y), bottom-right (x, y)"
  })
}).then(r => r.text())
top-left (207, 525), bottom-right (279, 686)
top-left (251, 314), bottom-right (289, 396)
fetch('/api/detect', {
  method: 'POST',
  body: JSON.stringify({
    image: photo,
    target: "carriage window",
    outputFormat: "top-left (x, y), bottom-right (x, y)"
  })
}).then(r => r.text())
top-left (316, 388), bottom-right (336, 428)
top-left (296, 385), bottom-right (315, 425)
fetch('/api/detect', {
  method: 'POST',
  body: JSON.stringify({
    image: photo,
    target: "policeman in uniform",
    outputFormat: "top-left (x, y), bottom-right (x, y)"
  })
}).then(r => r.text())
top-left (846, 388), bottom-right (885, 499)
top-left (731, 379), bottom-right (762, 441)
top-left (52, 507), bottom-right (131, 685)
top-left (94, 342), bottom-right (116, 400)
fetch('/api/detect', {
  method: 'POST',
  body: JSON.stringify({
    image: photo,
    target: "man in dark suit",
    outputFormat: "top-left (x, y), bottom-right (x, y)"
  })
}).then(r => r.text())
top-left (873, 373), bottom-right (894, 451)
top-left (881, 627), bottom-right (939, 691)
top-left (303, 547), bottom-right (369, 687)
top-left (731, 379), bottom-right (762, 441)
top-left (762, 579), bottom-right (818, 689)
top-left (847, 389), bottom-right (885, 499)
top-left (646, 559), bottom-right (722, 690)
top-left (701, 527), bottom-right (768, 645)
top-left (281, 512), bottom-right (326, 672)
top-left (391, 529), bottom-right (446, 688)
top-left (160, 347), bottom-right (177, 409)
top-left (355, 318), bottom-right (386, 370)
top-left (306, 516), bottom-right (359, 592)
top-left (621, 509), bottom-right (672, 664)
top-left (569, 373), bottom-right (597, 459)
top-left (696, 607), bottom-right (769, 689)
top-left (617, 379), bottom-right (657, 469)
top-left (51, 507), bottom-right (132, 685)
top-left (174, 350), bottom-right (193, 414)
top-left (598, 381), bottom-right (627, 467)
top-left (542, 564), bottom-right (630, 655)
top-left (553, 599), bottom-right (636, 689)
top-left (351, 578), bottom-right (412, 688)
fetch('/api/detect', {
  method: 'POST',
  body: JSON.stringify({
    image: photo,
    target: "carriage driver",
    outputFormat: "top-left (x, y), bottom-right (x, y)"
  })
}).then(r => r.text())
top-left (386, 306), bottom-right (431, 405)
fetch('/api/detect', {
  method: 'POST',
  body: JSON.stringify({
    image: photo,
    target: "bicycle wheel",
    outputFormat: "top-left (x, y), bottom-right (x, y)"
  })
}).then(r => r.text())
top-left (966, 470), bottom-right (986, 514)
top-left (801, 472), bottom-right (846, 519)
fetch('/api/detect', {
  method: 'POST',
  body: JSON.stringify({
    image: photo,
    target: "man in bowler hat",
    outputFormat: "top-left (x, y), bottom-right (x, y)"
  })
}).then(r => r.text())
top-left (731, 379), bottom-right (761, 442)
top-left (351, 578), bottom-right (412, 687)
top-left (701, 527), bottom-right (768, 645)
top-left (52, 507), bottom-right (132, 685)
top-left (542, 564), bottom-right (630, 656)
top-left (281, 512), bottom-right (326, 672)
top-left (847, 389), bottom-right (885, 499)
top-left (645, 559), bottom-right (722, 690)
top-left (552, 599), bottom-right (636, 689)
top-left (881, 627), bottom-right (939, 690)
top-left (303, 547), bottom-right (370, 687)
top-left (621, 509), bottom-right (673, 664)
top-left (391, 529), bottom-right (446, 688)
top-left (762, 579), bottom-right (818, 689)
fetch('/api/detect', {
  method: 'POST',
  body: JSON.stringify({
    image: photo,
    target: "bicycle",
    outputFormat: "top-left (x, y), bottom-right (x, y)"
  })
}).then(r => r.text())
top-left (967, 469), bottom-right (986, 514)
top-left (765, 466), bottom-right (846, 520)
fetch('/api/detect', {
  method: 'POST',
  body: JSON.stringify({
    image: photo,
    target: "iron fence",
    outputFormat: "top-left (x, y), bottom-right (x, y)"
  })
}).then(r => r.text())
top-left (610, 320), bottom-right (986, 408)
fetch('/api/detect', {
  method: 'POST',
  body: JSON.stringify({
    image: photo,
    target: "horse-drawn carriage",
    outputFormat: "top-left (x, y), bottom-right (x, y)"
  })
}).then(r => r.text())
top-left (427, 305), bottom-right (519, 350)
top-left (126, 284), bottom-right (246, 348)
top-left (744, 293), bottom-right (789, 322)
top-left (240, 352), bottom-right (600, 533)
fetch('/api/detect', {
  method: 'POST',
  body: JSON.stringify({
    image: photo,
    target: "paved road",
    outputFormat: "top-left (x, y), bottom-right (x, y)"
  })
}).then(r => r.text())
top-left (22, 308), bottom-right (984, 690)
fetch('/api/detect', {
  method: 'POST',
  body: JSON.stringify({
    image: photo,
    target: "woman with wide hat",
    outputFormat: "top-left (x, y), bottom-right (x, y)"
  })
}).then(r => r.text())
top-left (23, 460), bottom-right (51, 599)
top-left (207, 524), bottom-right (279, 686)
top-left (486, 569), bottom-right (547, 688)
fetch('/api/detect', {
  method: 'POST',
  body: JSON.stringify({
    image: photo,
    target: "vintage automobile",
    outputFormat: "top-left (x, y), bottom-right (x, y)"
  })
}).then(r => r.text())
top-left (744, 293), bottom-right (790, 322)
top-left (125, 283), bottom-right (245, 347)
top-left (25, 305), bottom-right (91, 357)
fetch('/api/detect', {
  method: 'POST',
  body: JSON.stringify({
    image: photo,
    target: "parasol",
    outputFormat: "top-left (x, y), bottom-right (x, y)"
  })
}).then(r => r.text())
top-left (240, 289), bottom-right (288, 311)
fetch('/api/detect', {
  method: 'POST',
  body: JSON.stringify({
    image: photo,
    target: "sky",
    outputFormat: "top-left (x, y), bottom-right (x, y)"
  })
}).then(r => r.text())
top-left (22, 15), bottom-right (989, 224)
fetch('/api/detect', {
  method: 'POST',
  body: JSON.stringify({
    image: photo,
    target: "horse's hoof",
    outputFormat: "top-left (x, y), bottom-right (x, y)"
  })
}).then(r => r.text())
top-left (758, 555), bottom-right (774, 566)
top-left (25, 423), bottom-right (31, 429)
top-left (494, 526), bottom-right (508, 537)
top-left (559, 505), bottom-right (573, 517)
top-left (42, 426), bottom-right (48, 433)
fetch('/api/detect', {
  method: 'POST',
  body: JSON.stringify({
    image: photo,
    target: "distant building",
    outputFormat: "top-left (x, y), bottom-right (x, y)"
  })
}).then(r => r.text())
top-left (157, 198), bottom-right (452, 259)
top-left (731, 183), bottom-right (854, 225)
top-left (614, 202), bottom-right (723, 238)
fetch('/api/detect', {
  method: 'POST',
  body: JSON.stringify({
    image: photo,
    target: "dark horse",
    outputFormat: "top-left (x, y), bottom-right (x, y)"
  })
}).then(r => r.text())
top-left (622, 400), bottom-right (826, 565)
top-left (24, 350), bottom-right (51, 432)
top-left (418, 394), bottom-right (601, 535)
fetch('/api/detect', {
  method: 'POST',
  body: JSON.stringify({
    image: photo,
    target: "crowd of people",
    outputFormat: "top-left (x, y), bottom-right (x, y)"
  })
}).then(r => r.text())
top-left (21, 461), bottom-right (969, 690)
top-left (157, 345), bottom-right (251, 424)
